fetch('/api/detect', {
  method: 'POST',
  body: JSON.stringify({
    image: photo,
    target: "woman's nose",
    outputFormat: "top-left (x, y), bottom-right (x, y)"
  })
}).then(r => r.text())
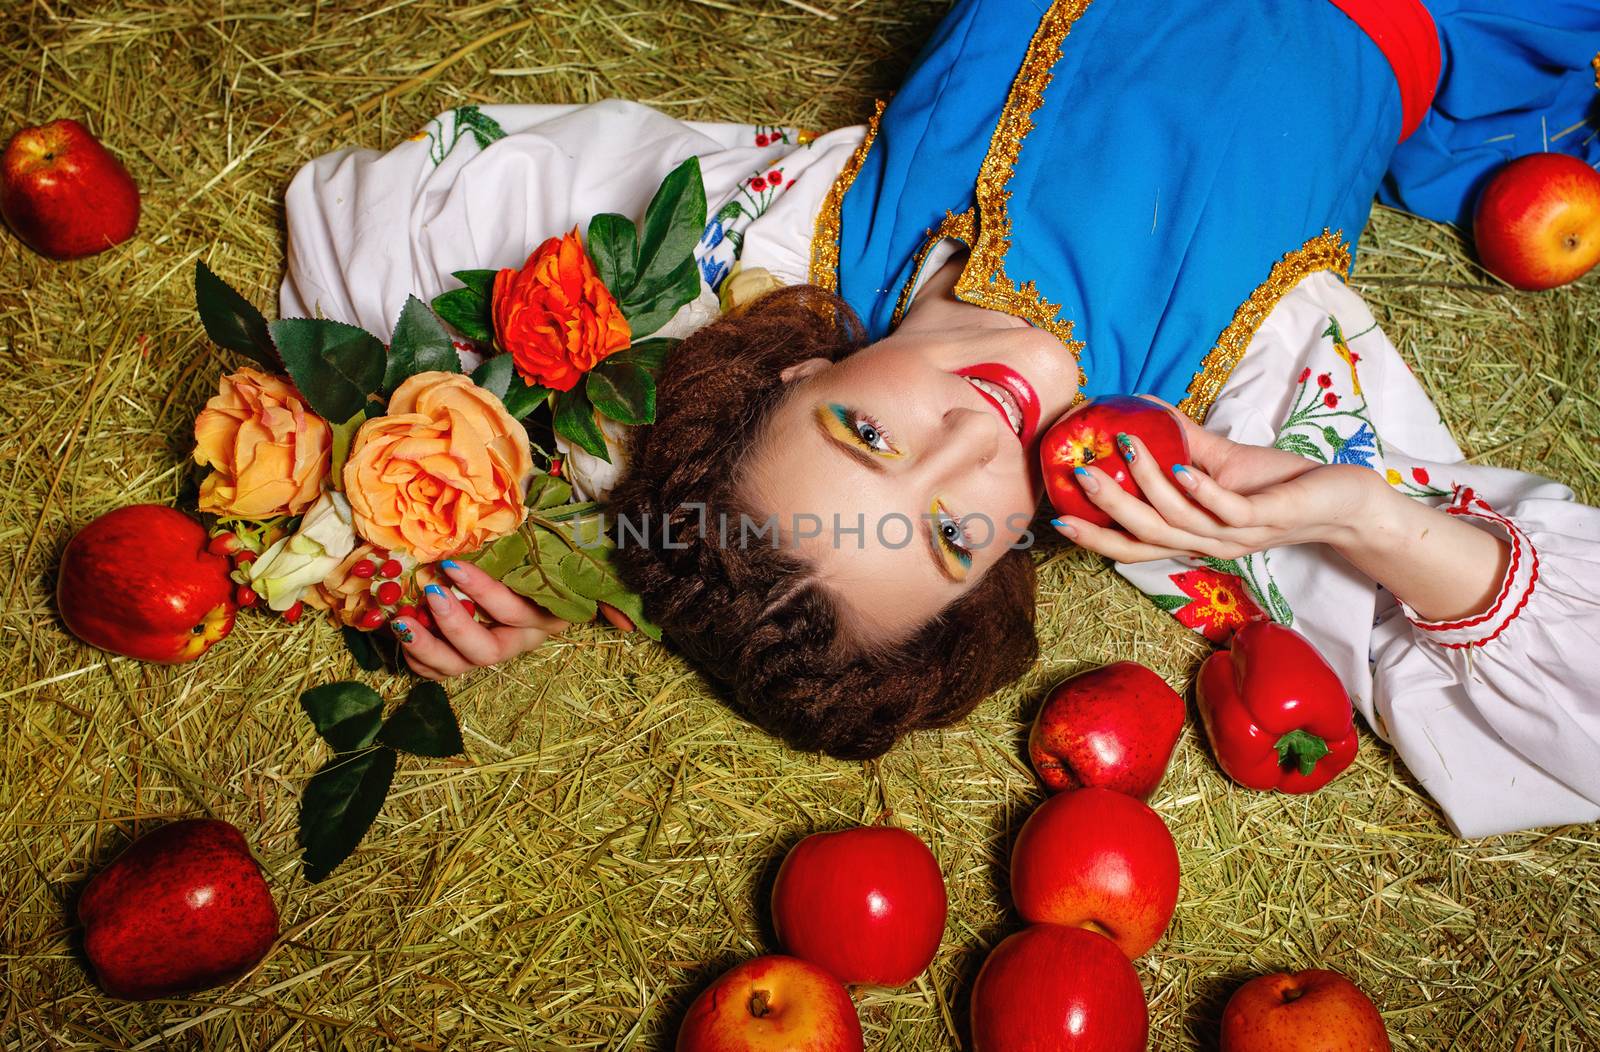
top-left (920, 406), bottom-right (1000, 479)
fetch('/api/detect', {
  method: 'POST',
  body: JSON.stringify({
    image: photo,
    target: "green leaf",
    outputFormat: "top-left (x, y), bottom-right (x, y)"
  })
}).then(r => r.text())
top-left (377, 682), bottom-right (464, 758)
top-left (453, 269), bottom-right (499, 298)
top-left (464, 531), bottom-right (531, 580)
top-left (329, 410), bottom-right (366, 491)
top-left (1267, 582), bottom-right (1295, 627)
top-left (1200, 556), bottom-right (1241, 577)
top-left (502, 375), bottom-right (552, 420)
top-left (300, 747), bottom-right (396, 882)
top-left (1274, 431), bottom-right (1325, 463)
top-left (586, 361), bottom-right (655, 425)
top-left (432, 287), bottom-right (493, 344)
top-left (587, 213), bottom-right (639, 294)
top-left (195, 260), bottom-right (279, 370)
top-left (342, 626), bottom-right (384, 672)
top-left (385, 295), bottom-right (461, 391)
top-left (552, 389), bottom-right (610, 461)
top-left (299, 681), bottom-right (386, 753)
top-left (1148, 593), bottom-right (1190, 613)
top-left (539, 517), bottom-right (662, 641)
top-left (503, 565), bottom-right (599, 623)
top-left (1274, 729), bottom-right (1331, 777)
top-left (471, 354), bottom-right (515, 399)
top-left (1321, 426), bottom-right (1345, 451)
top-left (608, 337), bottom-right (675, 375)
top-left (622, 256), bottom-right (701, 337)
top-left (527, 472), bottom-right (574, 510)
top-left (633, 156), bottom-right (707, 299)
top-left (269, 318), bottom-right (386, 424)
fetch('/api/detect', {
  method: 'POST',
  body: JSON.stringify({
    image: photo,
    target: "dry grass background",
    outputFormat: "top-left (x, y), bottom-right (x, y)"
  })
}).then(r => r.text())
top-left (1, 1), bottom-right (1598, 1049)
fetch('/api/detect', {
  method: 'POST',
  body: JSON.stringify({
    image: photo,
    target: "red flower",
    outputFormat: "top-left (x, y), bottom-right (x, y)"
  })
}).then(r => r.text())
top-left (755, 133), bottom-right (770, 147)
top-left (1412, 466), bottom-right (1430, 485)
top-left (767, 169), bottom-right (783, 185)
top-left (750, 176), bottom-right (768, 192)
top-left (1167, 568), bottom-right (1267, 643)
top-left (1317, 373), bottom-right (1333, 389)
top-left (1298, 367), bottom-right (1311, 383)
top-left (491, 228), bottom-right (631, 392)
top-left (1348, 352), bottom-right (1360, 363)
top-left (1323, 392), bottom-right (1339, 408)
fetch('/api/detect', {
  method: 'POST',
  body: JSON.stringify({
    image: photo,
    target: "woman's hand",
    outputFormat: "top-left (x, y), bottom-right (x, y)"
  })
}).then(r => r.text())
top-left (390, 559), bottom-right (635, 680)
top-left (1050, 403), bottom-right (1379, 564)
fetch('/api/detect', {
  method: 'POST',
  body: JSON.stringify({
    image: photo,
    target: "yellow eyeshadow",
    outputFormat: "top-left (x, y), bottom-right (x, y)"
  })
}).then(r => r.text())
top-left (931, 498), bottom-right (972, 578)
top-left (816, 403), bottom-right (903, 458)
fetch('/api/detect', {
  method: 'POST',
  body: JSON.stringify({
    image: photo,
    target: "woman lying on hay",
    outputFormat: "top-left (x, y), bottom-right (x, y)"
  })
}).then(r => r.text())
top-left (281, 0), bottom-right (1600, 839)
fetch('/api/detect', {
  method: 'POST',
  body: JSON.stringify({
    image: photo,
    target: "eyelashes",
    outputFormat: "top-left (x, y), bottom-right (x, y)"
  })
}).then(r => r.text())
top-left (932, 499), bottom-right (974, 573)
top-left (821, 402), bottom-right (903, 458)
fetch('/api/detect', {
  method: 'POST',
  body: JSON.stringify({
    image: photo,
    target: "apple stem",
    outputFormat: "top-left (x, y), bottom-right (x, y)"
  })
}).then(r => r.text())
top-left (1281, 987), bottom-right (1306, 1004)
top-left (748, 989), bottom-right (771, 1018)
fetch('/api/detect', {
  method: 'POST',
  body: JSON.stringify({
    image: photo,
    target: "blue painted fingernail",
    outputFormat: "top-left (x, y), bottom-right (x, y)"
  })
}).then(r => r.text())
top-left (1171, 464), bottom-right (1193, 485)
top-left (391, 619), bottom-right (414, 644)
top-left (1049, 517), bottom-right (1066, 528)
top-left (1116, 432), bottom-right (1136, 464)
top-left (424, 584), bottom-right (447, 605)
top-left (1073, 466), bottom-right (1089, 477)
top-left (440, 559), bottom-right (460, 571)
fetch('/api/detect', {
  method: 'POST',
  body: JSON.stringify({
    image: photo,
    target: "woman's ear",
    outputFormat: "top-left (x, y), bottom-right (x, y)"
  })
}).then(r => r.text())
top-left (779, 357), bottom-right (831, 383)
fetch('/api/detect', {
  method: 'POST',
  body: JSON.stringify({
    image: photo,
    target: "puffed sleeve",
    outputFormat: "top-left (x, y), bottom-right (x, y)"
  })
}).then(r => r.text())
top-left (1368, 478), bottom-right (1600, 838)
top-left (279, 99), bottom-right (861, 341)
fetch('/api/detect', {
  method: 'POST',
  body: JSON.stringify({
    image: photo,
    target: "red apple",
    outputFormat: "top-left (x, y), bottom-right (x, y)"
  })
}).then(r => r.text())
top-left (1029, 661), bottom-right (1185, 799)
top-left (676, 955), bottom-right (863, 1052)
top-left (79, 818), bottom-right (279, 1000)
top-left (1221, 969), bottom-right (1391, 1052)
top-left (57, 504), bottom-right (236, 663)
top-left (770, 826), bottom-right (946, 987)
top-left (1041, 395), bottom-right (1191, 528)
top-left (1, 119), bottom-right (140, 260)
top-left (1473, 152), bottom-right (1600, 291)
top-left (970, 924), bottom-right (1148, 1052)
top-left (1010, 787), bottom-right (1180, 960)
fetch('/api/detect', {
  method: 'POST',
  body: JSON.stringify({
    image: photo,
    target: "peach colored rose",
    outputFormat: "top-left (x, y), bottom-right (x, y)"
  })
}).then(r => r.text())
top-left (342, 371), bottom-right (533, 562)
top-left (492, 227), bottom-right (631, 392)
top-left (193, 367), bottom-right (331, 518)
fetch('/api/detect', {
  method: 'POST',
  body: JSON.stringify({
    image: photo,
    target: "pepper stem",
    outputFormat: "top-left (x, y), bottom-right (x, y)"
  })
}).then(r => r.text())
top-left (1275, 729), bottom-right (1331, 776)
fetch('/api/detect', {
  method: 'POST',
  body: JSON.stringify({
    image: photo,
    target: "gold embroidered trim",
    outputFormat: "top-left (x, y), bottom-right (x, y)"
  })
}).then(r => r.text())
top-left (808, 99), bottom-right (886, 293)
top-left (1174, 230), bottom-right (1352, 422)
top-left (951, 0), bottom-right (1092, 373)
top-left (1592, 50), bottom-right (1599, 90)
top-left (890, 208), bottom-right (977, 328)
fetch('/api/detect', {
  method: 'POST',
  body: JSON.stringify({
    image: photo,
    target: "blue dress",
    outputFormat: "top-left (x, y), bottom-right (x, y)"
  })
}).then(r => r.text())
top-left (810, 0), bottom-right (1600, 419)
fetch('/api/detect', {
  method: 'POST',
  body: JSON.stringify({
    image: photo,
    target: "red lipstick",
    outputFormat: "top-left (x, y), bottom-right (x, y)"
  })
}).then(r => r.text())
top-left (956, 363), bottom-right (1041, 447)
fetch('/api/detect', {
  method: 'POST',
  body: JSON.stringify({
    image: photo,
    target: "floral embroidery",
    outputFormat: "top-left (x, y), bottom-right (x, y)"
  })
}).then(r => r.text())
top-left (1272, 315), bottom-right (1387, 468)
top-left (418, 106), bottom-right (507, 166)
top-left (1148, 565), bottom-right (1270, 642)
top-left (1386, 464), bottom-right (1452, 499)
top-left (696, 166), bottom-right (791, 293)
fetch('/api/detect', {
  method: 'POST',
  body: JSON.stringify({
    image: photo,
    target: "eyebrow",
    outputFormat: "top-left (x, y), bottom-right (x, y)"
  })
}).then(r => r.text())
top-left (810, 410), bottom-right (959, 583)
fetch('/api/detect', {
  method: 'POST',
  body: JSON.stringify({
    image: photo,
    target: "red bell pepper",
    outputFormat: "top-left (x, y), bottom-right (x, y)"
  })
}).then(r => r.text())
top-left (1195, 620), bottom-right (1359, 793)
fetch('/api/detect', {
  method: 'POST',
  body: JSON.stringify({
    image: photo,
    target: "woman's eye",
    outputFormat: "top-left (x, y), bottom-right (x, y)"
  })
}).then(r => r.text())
top-left (825, 403), bottom-right (899, 456)
top-left (934, 502), bottom-right (973, 571)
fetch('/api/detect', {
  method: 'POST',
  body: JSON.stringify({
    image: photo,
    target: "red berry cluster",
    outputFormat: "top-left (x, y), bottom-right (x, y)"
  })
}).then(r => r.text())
top-left (210, 531), bottom-right (304, 623)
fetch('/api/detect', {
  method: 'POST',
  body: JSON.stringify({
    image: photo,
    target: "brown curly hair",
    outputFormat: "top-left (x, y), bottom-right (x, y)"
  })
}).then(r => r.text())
top-left (607, 285), bottom-right (1039, 760)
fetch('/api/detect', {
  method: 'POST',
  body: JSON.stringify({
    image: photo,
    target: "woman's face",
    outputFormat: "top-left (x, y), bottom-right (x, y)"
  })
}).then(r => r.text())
top-left (741, 325), bottom-right (1080, 643)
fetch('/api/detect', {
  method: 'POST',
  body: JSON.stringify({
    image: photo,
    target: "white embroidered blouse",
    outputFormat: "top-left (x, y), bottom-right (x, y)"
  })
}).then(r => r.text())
top-left (281, 100), bottom-right (1600, 839)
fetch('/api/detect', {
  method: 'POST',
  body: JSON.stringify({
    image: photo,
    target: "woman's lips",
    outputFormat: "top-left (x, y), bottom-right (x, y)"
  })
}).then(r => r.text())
top-left (956, 363), bottom-right (1041, 447)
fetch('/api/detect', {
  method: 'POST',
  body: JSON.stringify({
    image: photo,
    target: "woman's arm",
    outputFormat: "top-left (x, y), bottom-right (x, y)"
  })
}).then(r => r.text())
top-left (1055, 412), bottom-right (1511, 623)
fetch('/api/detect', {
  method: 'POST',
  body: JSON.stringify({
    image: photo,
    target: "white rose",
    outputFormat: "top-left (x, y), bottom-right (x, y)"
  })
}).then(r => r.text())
top-left (554, 410), bottom-right (633, 503)
top-left (245, 491), bottom-right (358, 610)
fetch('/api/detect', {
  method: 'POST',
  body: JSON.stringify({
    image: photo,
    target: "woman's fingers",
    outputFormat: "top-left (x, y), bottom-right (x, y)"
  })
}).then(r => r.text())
top-left (392, 616), bottom-right (472, 678)
top-left (421, 584), bottom-right (513, 666)
top-left (597, 601), bottom-right (636, 633)
top-left (1114, 433), bottom-right (1222, 533)
top-left (438, 559), bottom-right (570, 632)
top-left (1051, 514), bottom-right (1193, 563)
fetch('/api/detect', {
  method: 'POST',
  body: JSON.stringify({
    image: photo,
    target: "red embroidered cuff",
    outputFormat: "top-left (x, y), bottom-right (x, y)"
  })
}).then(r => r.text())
top-left (1406, 487), bottom-right (1539, 648)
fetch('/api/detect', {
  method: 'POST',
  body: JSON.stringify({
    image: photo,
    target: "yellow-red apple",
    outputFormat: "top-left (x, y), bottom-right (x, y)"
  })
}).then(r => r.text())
top-left (1221, 968), bottom-right (1391, 1052)
top-left (1473, 152), bottom-right (1600, 290)
top-left (1, 119), bottom-right (140, 260)
top-left (676, 955), bottom-right (863, 1051)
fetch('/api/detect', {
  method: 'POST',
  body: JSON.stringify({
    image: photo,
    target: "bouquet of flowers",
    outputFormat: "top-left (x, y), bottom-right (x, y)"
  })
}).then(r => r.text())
top-left (176, 157), bottom-right (712, 878)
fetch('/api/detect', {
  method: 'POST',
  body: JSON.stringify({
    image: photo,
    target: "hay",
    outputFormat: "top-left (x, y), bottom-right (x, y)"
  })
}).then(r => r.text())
top-left (1, 1), bottom-right (1597, 1049)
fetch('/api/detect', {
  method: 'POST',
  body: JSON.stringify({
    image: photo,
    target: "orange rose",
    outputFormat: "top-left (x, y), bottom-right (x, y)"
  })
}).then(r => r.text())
top-left (343, 371), bottom-right (533, 562)
top-left (193, 366), bottom-right (331, 518)
top-left (492, 227), bottom-right (631, 391)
